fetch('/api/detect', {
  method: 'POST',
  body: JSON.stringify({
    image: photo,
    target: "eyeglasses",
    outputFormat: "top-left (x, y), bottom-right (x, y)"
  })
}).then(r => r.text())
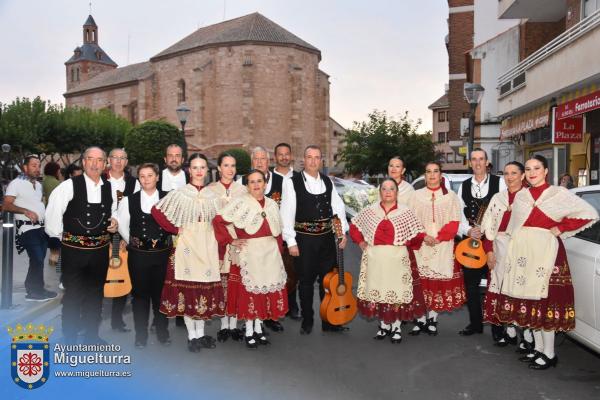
top-left (109, 156), bottom-right (127, 161)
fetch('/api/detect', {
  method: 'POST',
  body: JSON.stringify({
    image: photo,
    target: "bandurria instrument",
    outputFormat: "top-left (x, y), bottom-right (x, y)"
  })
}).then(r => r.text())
top-left (455, 202), bottom-right (488, 269)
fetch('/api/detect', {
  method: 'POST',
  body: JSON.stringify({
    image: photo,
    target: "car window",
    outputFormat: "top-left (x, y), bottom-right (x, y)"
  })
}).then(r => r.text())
top-left (413, 180), bottom-right (426, 191)
top-left (575, 191), bottom-right (600, 243)
top-left (451, 182), bottom-right (462, 194)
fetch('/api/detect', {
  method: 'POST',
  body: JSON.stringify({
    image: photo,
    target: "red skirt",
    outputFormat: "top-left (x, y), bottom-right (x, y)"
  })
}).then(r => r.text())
top-left (487, 240), bottom-right (575, 332)
top-left (420, 259), bottom-right (466, 312)
top-left (226, 264), bottom-right (288, 320)
top-left (358, 250), bottom-right (426, 323)
top-left (159, 251), bottom-right (226, 319)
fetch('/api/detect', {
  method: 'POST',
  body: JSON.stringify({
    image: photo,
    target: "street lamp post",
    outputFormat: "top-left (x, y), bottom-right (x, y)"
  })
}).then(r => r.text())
top-left (176, 103), bottom-right (191, 135)
top-left (1, 143), bottom-right (15, 309)
top-left (463, 83), bottom-right (485, 165)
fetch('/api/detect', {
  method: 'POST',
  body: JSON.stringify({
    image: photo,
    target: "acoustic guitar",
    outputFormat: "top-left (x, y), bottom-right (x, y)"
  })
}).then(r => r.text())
top-left (320, 215), bottom-right (358, 326)
top-left (104, 190), bottom-right (132, 297)
top-left (455, 202), bottom-right (488, 269)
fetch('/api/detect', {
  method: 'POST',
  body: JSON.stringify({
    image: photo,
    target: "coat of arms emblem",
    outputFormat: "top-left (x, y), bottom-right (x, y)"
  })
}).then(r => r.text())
top-left (8, 323), bottom-right (53, 390)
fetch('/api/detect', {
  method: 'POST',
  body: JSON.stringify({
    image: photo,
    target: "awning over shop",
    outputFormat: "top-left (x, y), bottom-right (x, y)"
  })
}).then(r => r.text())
top-left (556, 85), bottom-right (600, 120)
top-left (500, 102), bottom-right (550, 140)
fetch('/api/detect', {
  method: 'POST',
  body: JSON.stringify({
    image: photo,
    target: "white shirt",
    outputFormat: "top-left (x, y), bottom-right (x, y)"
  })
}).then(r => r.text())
top-left (45, 174), bottom-right (116, 239)
top-left (107, 172), bottom-right (140, 206)
top-left (116, 189), bottom-right (160, 244)
top-left (161, 169), bottom-right (187, 192)
top-left (5, 176), bottom-right (45, 233)
top-left (280, 171), bottom-right (348, 247)
top-left (457, 174), bottom-right (507, 236)
top-left (273, 167), bottom-right (294, 179)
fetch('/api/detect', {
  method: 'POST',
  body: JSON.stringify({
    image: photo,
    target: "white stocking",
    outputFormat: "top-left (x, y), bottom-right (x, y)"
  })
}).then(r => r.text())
top-left (254, 319), bottom-right (263, 334)
top-left (506, 326), bottom-right (517, 338)
top-left (541, 330), bottom-right (556, 360)
top-left (533, 330), bottom-right (544, 353)
top-left (427, 310), bottom-right (438, 321)
top-left (220, 316), bottom-right (229, 330)
top-left (523, 328), bottom-right (533, 343)
top-left (391, 320), bottom-right (401, 331)
top-left (245, 320), bottom-right (254, 337)
top-left (183, 316), bottom-right (197, 340)
top-left (229, 316), bottom-right (238, 329)
top-left (379, 321), bottom-right (391, 331)
top-left (194, 320), bottom-right (205, 338)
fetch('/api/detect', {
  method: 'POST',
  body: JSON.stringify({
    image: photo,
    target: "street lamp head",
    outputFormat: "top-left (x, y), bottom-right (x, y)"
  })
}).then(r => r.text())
top-left (176, 103), bottom-right (191, 125)
top-left (1, 144), bottom-right (10, 153)
top-left (463, 83), bottom-right (485, 105)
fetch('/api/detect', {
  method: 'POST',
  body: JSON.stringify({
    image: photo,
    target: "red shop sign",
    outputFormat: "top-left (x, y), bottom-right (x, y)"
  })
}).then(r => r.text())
top-left (552, 108), bottom-right (584, 143)
top-left (556, 89), bottom-right (600, 120)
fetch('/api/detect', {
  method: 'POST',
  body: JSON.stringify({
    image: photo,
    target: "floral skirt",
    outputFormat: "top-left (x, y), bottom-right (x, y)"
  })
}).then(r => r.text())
top-left (159, 251), bottom-right (225, 320)
top-left (358, 252), bottom-right (426, 324)
top-left (226, 264), bottom-right (288, 321)
top-left (486, 240), bottom-right (575, 332)
top-left (420, 260), bottom-right (466, 312)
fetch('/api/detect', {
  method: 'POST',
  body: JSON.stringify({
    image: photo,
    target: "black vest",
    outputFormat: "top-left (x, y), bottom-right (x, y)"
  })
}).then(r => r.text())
top-left (128, 190), bottom-right (171, 250)
top-left (461, 174), bottom-right (501, 225)
top-left (123, 175), bottom-right (137, 196)
top-left (243, 170), bottom-right (284, 198)
top-left (158, 169), bottom-right (189, 192)
top-left (292, 172), bottom-right (333, 222)
top-left (63, 174), bottom-right (113, 236)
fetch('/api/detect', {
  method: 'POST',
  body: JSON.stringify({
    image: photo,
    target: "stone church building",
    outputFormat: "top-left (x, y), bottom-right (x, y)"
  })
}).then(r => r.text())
top-left (64, 12), bottom-right (343, 168)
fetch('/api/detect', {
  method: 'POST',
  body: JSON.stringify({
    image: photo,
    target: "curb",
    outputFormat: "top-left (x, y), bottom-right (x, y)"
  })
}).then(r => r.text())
top-left (3, 295), bottom-right (62, 329)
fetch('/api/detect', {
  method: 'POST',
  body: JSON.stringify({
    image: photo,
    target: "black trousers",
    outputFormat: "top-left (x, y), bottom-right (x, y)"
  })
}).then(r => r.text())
top-left (294, 231), bottom-right (337, 326)
top-left (61, 243), bottom-right (109, 342)
top-left (129, 247), bottom-right (170, 342)
top-left (462, 265), bottom-right (489, 330)
top-left (111, 295), bottom-right (128, 328)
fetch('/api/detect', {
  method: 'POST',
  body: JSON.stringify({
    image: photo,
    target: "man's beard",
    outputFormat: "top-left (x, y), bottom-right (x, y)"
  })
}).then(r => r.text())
top-left (167, 163), bottom-right (181, 172)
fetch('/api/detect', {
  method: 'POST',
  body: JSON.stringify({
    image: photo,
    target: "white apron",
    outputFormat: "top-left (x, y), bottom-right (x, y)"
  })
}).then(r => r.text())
top-left (234, 236), bottom-right (287, 295)
top-left (174, 222), bottom-right (221, 283)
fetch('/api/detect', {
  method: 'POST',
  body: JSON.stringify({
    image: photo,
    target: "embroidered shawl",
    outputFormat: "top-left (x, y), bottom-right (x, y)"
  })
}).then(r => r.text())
top-left (220, 193), bottom-right (282, 236)
top-left (351, 203), bottom-right (423, 246)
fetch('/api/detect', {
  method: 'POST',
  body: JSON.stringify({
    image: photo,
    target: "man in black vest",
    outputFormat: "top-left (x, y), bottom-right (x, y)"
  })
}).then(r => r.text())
top-left (106, 148), bottom-right (140, 333)
top-left (457, 148), bottom-right (506, 338)
top-left (116, 163), bottom-right (172, 348)
top-left (273, 143), bottom-right (301, 321)
top-left (46, 147), bottom-right (118, 344)
top-left (241, 146), bottom-right (285, 332)
top-left (280, 145), bottom-right (349, 335)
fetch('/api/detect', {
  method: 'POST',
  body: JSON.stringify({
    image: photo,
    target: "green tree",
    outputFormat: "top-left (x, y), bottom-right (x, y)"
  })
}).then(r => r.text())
top-left (125, 120), bottom-right (185, 167)
top-left (225, 148), bottom-right (251, 176)
top-left (338, 110), bottom-right (436, 179)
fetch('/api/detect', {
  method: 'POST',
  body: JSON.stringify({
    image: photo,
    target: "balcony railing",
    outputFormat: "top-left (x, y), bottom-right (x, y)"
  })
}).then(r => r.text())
top-left (498, 8), bottom-right (600, 97)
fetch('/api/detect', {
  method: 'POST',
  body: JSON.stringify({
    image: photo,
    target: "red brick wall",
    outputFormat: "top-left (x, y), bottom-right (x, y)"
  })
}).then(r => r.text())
top-left (519, 19), bottom-right (566, 60)
top-left (448, 0), bottom-right (473, 7)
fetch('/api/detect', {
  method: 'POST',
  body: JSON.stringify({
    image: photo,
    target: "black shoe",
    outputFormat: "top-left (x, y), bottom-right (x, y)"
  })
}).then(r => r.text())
top-left (112, 325), bottom-right (131, 333)
top-left (390, 328), bottom-right (402, 344)
top-left (516, 339), bottom-right (535, 354)
top-left (505, 335), bottom-right (518, 345)
top-left (529, 354), bottom-right (558, 370)
top-left (409, 320), bottom-right (425, 336)
top-left (42, 289), bottom-right (58, 299)
top-left (217, 329), bottom-right (230, 342)
top-left (135, 339), bottom-right (147, 349)
top-left (286, 311), bottom-right (302, 321)
top-left (188, 339), bottom-right (200, 353)
top-left (322, 323), bottom-right (349, 333)
top-left (373, 326), bottom-right (392, 340)
top-left (25, 291), bottom-right (55, 302)
top-left (519, 350), bottom-right (542, 363)
top-left (157, 335), bottom-right (171, 346)
top-left (254, 332), bottom-right (271, 345)
top-left (245, 335), bottom-right (258, 349)
top-left (264, 320), bottom-right (284, 332)
top-left (230, 328), bottom-right (244, 342)
top-left (495, 337), bottom-right (509, 347)
top-left (197, 335), bottom-right (217, 349)
top-left (300, 324), bottom-right (313, 335)
top-left (458, 325), bottom-right (483, 336)
top-left (426, 318), bottom-right (438, 336)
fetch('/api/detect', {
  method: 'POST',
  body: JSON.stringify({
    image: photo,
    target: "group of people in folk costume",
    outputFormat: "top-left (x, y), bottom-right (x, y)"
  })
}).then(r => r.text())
top-left (38, 141), bottom-right (597, 368)
top-left (351, 149), bottom-right (598, 371)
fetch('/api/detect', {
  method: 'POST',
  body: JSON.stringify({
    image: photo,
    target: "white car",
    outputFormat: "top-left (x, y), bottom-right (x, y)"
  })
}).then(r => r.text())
top-left (411, 173), bottom-right (471, 193)
top-left (564, 185), bottom-right (600, 354)
top-left (331, 177), bottom-right (375, 219)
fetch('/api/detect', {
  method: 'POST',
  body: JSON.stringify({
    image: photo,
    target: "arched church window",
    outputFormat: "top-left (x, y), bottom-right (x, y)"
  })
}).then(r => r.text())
top-left (177, 79), bottom-right (186, 103)
top-left (76, 68), bottom-right (80, 81)
top-left (71, 68), bottom-right (75, 82)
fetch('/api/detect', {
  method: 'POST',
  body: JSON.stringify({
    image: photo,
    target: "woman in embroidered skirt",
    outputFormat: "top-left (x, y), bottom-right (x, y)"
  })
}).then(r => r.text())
top-left (350, 178), bottom-right (426, 344)
top-left (480, 161), bottom-right (528, 349)
top-left (386, 156), bottom-right (414, 205)
top-left (205, 152), bottom-right (247, 343)
top-left (407, 161), bottom-right (465, 336)
top-left (151, 153), bottom-right (225, 353)
top-left (490, 155), bottom-right (598, 369)
top-left (212, 170), bottom-right (288, 349)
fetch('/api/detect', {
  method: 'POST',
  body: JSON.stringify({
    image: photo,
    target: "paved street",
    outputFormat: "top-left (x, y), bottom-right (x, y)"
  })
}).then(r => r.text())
top-left (2, 242), bottom-right (599, 399)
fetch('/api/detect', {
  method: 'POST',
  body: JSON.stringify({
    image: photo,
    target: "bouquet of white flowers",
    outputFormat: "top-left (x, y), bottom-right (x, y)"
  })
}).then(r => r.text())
top-left (342, 187), bottom-right (379, 214)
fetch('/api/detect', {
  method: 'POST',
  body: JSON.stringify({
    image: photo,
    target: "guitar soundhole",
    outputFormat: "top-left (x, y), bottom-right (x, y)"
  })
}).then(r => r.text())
top-left (336, 284), bottom-right (346, 296)
top-left (110, 257), bottom-right (122, 268)
top-left (469, 240), bottom-right (480, 249)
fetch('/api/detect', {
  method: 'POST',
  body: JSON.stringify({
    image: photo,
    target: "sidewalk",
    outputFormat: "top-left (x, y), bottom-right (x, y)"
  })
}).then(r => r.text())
top-left (0, 229), bottom-right (62, 330)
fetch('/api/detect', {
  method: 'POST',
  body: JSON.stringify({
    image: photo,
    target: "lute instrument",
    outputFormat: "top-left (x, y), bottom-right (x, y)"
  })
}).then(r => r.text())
top-left (104, 190), bottom-right (132, 297)
top-left (320, 215), bottom-right (358, 326)
top-left (455, 201), bottom-right (488, 269)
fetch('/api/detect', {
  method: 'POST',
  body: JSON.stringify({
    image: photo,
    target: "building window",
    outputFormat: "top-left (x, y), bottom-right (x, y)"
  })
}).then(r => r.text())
top-left (437, 132), bottom-right (448, 143)
top-left (177, 79), bottom-right (186, 103)
top-left (129, 101), bottom-right (138, 125)
top-left (76, 68), bottom-right (80, 81)
top-left (71, 68), bottom-right (75, 82)
top-left (446, 153), bottom-right (455, 163)
top-left (583, 0), bottom-right (600, 18)
top-left (438, 111), bottom-right (447, 122)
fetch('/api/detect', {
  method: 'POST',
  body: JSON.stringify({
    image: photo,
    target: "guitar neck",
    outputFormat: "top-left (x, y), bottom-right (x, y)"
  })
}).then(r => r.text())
top-left (337, 238), bottom-right (345, 285)
top-left (112, 233), bottom-right (121, 257)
